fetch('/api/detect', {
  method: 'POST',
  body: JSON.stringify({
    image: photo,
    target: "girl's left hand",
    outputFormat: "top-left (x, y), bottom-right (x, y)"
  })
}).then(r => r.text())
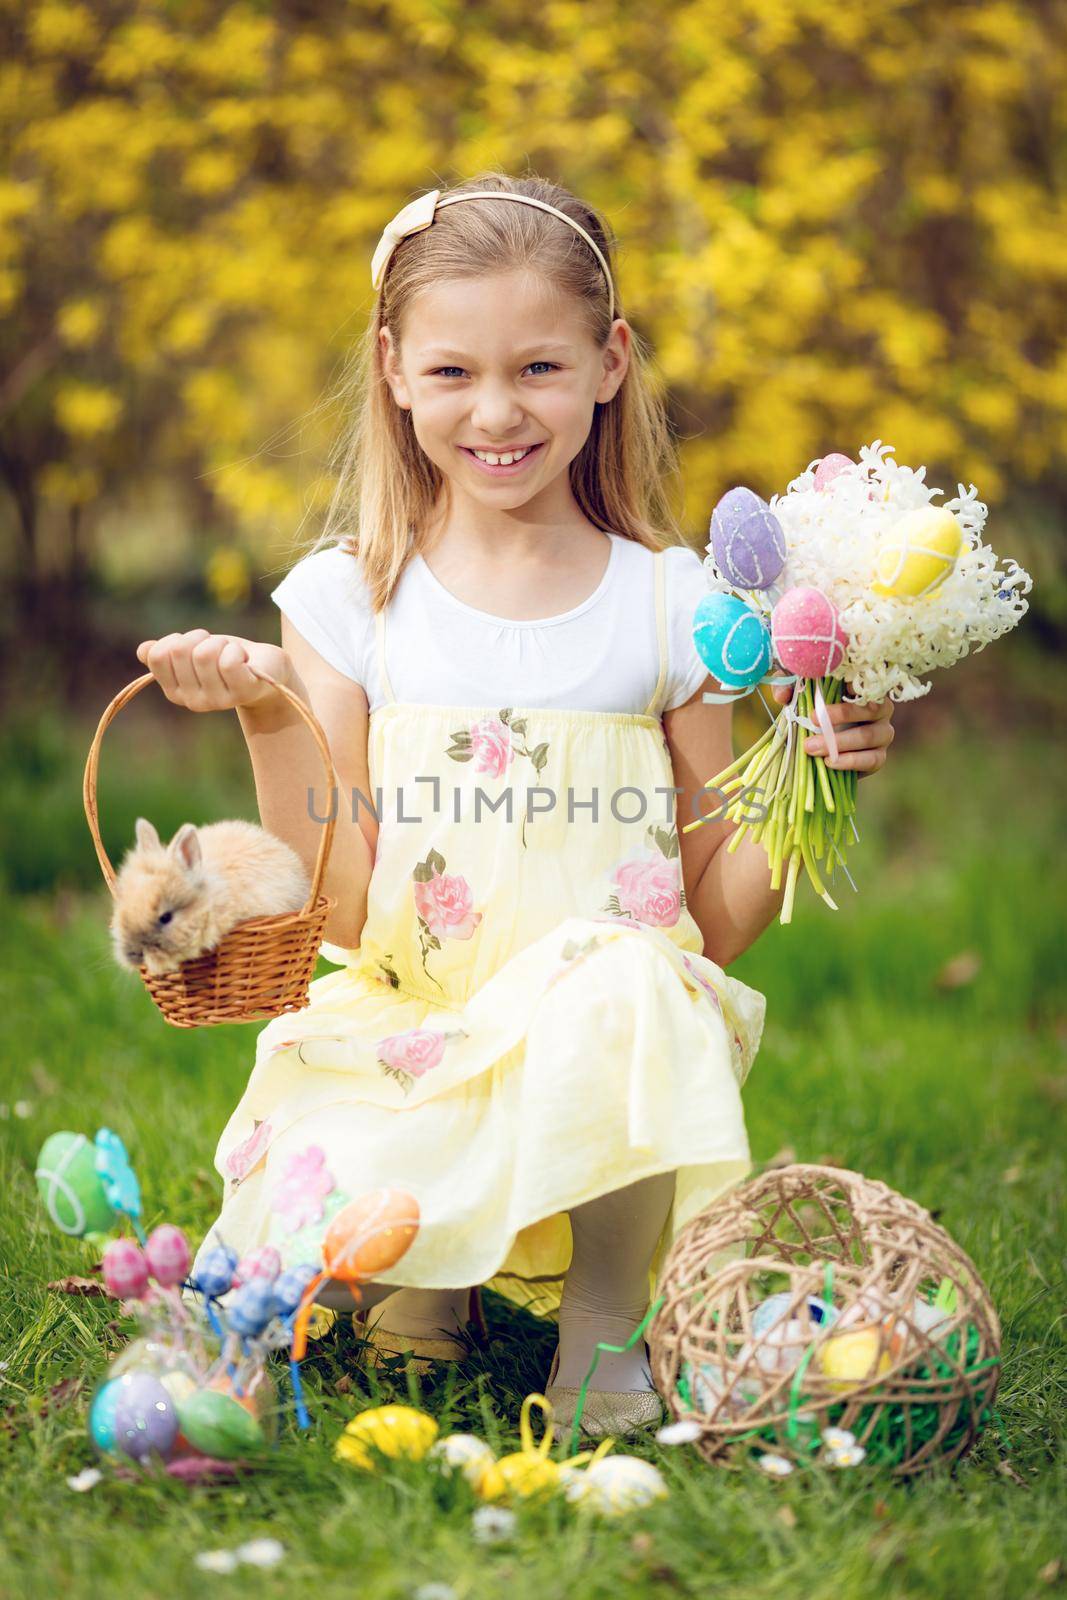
top-left (771, 683), bottom-right (895, 777)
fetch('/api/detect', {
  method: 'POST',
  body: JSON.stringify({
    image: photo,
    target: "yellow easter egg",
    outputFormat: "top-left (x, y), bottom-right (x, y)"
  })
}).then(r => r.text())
top-left (872, 505), bottom-right (962, 599)
top-left (428, 1433), bottom-right (499, 1492)
top-left (334, 1403), bottom-right (438, 1471)
top-left (493, 1449), bottom-right (561, 1499)
top-left (818, 1329), bottom-right (892, 1392)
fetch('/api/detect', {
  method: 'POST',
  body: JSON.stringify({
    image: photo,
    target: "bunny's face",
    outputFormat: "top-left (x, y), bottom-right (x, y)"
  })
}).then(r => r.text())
top-left (110, 819), bottom-right (207, 975)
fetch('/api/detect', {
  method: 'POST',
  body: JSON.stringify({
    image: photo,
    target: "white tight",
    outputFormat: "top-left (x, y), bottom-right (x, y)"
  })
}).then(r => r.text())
top-left (317, 1171), bottom-right (675, 1393)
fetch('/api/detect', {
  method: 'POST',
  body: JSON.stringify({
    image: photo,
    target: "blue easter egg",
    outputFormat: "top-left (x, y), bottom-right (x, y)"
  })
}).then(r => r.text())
top-left (752, 1292), bottom-right (837, 1337)
top-left (193, 1245), bottom-right (239, 1299)
top-left (271, 1262), bottom-right (319, 1319)
top-left (693, 593), bottom-right (773, 689)
top-left (228, 1278), bottom-right (278, 1338)
top-left (710, 487), bottom-right (787, 590)
top-left (89, 1377), bottom-right (121, 1454)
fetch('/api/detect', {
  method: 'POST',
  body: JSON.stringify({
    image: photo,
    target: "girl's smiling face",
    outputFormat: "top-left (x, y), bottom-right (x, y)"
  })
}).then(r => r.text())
top-left (379, 271), bottom-right (629, 518)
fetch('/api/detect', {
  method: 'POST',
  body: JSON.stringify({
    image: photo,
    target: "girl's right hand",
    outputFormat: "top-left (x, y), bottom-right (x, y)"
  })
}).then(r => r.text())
top-left (135, 630), bottom-right (302, 714)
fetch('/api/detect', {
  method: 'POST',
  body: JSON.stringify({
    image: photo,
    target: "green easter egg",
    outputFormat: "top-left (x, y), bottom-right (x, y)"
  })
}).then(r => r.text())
top-left (35, 1132), bottom-right (115, 1237)
top-left (177, 1387), bottom-right (265, 1461)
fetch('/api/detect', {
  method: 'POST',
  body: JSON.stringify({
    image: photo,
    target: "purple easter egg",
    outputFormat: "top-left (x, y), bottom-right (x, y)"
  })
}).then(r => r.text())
top-left (112, 1372), bottom-right (179, 1461)
top-left (102, 1238), bottom-right (149, 1300)
top-left (193, 1245), bottom-right (239, 1299)
top-left (145, 1224), bottom-right (191, 1288)
top-left (228, 1278), bottom-right (279, 1338)
top-left (771, 586), bottom-right (848, 678)
top-left (234, 1245), bottom-right (282, 1287)
top-left (813, 453), bottom-right (854, 492)
top-left (710, 486), bottom-right (787, 591)
top-left (271, 1262), bottom-right (319, 1319)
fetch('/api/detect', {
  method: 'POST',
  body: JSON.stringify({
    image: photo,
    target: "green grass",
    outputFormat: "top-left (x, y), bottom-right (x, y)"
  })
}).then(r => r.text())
top-left (0, 708), bottom-right (1064, 1598)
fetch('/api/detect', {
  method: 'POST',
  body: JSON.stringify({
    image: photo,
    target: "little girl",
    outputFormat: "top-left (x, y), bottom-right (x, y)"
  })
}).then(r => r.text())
top-left (137, 173), bottom-right (895, 1437)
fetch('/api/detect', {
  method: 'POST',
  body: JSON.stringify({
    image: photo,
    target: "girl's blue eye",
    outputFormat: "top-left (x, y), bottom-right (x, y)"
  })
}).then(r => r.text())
top-left (430, 363), bottom-right (558, 378)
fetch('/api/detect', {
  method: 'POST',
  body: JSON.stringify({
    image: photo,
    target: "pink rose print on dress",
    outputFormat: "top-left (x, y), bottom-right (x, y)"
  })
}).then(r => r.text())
top-left (374, 1025), bottom-right (466, 1094)
top-left (601, 824), bottom-right (686, 927)
top-left (270, 1144), bottom-right (336, 1234)
top-left (446, 709), bottom-right (550, 850)
top-left (224, 1119), bottom-right (273, 1186)
top-left (412, 847), bottom-right (483, 987)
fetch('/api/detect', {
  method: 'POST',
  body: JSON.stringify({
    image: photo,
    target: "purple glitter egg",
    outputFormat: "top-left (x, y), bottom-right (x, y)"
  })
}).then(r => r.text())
top-left (112, 1372), bottom-right (179, 1461)
top-left (710, 486), bottom-right (787, 591)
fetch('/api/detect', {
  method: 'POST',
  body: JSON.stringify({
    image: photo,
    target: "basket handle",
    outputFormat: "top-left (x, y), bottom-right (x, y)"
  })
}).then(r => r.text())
top-left (83, 667), bottom-right (338, 917)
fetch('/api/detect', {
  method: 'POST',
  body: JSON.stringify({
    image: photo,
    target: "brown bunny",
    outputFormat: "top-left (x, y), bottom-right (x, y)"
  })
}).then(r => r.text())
top-left (110, 817), bottom-right (312, 977)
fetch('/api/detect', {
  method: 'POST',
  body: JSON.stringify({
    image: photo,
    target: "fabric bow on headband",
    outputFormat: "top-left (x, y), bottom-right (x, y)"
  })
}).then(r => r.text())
top-left (370, 188), bottom-right (442, 291)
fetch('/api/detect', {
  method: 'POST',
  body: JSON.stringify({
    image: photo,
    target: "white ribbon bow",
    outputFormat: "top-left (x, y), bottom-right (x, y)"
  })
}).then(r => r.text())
top-left (371, 189), bottom-right (442, 289)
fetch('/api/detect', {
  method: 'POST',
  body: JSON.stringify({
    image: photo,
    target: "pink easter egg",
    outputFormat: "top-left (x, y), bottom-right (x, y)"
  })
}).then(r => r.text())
top-left (813, 453), bottom-right (854, 492)
top-left (102, 1237), bottom-right (149, 1299)
top-left (144, 1223), bottom-right (192, 1288)
top-left (234, 1245), bottom-right (282, 1286)
top-left (771, 586), bottom-right (848, 678)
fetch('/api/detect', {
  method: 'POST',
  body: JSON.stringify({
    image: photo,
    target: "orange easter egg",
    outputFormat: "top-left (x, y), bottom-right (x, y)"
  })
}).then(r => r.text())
top-left (322, 1188), bottom-right (420, 1283)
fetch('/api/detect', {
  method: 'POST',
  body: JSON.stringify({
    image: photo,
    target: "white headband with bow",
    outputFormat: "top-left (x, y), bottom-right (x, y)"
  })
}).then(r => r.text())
top-left (371, 188), bottom-right (616, 322)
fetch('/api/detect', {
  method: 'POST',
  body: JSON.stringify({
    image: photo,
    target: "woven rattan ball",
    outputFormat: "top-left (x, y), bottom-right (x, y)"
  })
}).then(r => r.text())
top-left (649, 1164), bottom-right (1000, 1477)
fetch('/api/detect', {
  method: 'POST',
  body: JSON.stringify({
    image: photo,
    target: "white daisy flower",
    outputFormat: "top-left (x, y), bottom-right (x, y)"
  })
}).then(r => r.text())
top-left (655, 1419), bottom-right (702, 1446)
top-left (472, 1505), bottom-right (517, 1544)
top-left (66, 1468), bottom-right (103, 1492)
top-left (236, 1538), bottom-right (285, 1568)
top-left (413, 1585), bottom-right (459, 1600)
top-left (827, 1443), bottom-right (867, 1468)
top-left (194, 1551), bottom-right (240, 1574)
top-left (757, 1452), bottom-right (795, 1477)
top-left (820, 1427), bottom-right (856, 1451)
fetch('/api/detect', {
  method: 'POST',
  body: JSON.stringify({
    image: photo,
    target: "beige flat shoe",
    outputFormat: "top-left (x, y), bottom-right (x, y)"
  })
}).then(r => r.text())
top-left (354, 1286), bottom-right (488, 1374)
top-left (543, 1343), bottom-right (664, 1440)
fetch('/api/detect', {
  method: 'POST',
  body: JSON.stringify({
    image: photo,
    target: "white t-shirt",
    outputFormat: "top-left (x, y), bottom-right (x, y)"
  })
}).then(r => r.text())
top-left (269, 533), bottom-right (711, 717)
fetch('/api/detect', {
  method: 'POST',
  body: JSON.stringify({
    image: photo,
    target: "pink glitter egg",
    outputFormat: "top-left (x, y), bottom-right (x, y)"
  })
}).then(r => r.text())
top-left (234, 1245), bottom-right (282, 1286)
top-left (771, 586), bottom-right (848, 678)
top-left (813, 454), bottom-right (854, 492)
top-left (102, 1237), bottom-right (149, 1300)
top-left (144, 1224), bottom-right (192, 1288)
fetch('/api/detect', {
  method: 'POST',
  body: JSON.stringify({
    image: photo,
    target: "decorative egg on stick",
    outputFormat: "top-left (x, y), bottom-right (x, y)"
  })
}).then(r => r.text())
top-left (291, 1186), bottom-right (421, 1359)
top-left (693, 593), bottom-right (773, 691)
top-left (709, 486), bottom-right (787, 591)
top-left (871, 505), bottom-right (963, 599)
top-left (771, 587), bottom-right (849, 679)
top-left (102, 1238), bottom-right (150, 1301)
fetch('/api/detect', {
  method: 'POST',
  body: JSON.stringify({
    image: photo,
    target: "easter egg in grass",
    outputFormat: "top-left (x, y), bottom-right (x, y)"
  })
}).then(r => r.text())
top-left (144, 1224), bottom-right (191, 1288)
top-left (771, 587), bottom-right (848, 678)
top-left (493, 1449), bottom-right (561, 1499)
top-left (709, 486), bottom-right (787, 590)
top-left (813, 454), bottom-right (854, 492)
top-left (335, 1404), bottom-right (438, 1470)
top-left (693, 593), bottom-right (773, 690)
top-left (35, 1131), bottom-right (115, 1237)
top-left (322, 1188), bottom-right (420, 1284)
top-left (102, 1238), bottom-right (150, 1300)
top-left (429, 1433), bottom-right (500, 1493)
top-left (178, 1380), bottom-right (269, 1460)
top-left (89, 1377), bottom-right (122, 1454)
top-left (565, 1455), bottom-right (669, 1515)
top-left (871, 505), bottom-right (962, 599)
top-left (112, 1372), bottom-right (180, 1462)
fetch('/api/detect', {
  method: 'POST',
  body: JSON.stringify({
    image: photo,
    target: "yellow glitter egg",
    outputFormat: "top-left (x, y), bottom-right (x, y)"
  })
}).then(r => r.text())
top-left (493, 1450), bottom-right (561, 1498)
top-left (564, 1455), bottom-right (669, 1516)
top-left (428, 1433), bottom-right (500, 1493)
top-left (871, 505), bottom-right (962, 599)
top-left (334, 1403), bottom-right (439, 1471)
top-left (817, 1329), bottom-right (894, 1392)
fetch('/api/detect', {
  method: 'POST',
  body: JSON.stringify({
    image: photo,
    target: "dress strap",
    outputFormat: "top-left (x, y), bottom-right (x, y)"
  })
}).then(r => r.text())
top-left (642, 549), bottom-right (669, 717)
top-left (374, 605), bottom-right (397, 706)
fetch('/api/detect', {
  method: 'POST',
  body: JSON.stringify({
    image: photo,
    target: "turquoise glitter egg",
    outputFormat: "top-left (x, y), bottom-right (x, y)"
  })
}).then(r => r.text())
top-left (693, 593), bottom-right (773, 690)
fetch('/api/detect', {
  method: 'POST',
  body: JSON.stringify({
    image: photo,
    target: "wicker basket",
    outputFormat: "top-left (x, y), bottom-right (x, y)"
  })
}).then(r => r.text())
top-left (649, 1163), bottom-right (1001, 1477)
top-left (83, 668), bottom-right (339, 1028)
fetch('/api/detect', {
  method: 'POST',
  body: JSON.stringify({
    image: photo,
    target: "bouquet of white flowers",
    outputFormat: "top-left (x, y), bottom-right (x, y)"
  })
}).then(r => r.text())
top-left (687, 441), bottom-right (1032, 922)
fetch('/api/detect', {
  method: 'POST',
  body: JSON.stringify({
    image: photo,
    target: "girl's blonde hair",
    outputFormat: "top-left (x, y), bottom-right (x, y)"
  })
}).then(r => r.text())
top-left (304, 170), bottom-right (689, 611)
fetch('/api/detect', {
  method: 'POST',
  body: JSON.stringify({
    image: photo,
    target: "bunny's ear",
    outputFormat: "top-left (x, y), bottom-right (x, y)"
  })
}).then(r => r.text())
top-left (168, 823), bottom-right (202, 871)
top-left (135, 817), bottom-right (162, 852)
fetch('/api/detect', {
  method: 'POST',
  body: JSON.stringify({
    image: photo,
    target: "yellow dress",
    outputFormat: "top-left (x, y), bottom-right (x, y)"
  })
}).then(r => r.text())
top-left (203, 551), bottom-right (766, 1318)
